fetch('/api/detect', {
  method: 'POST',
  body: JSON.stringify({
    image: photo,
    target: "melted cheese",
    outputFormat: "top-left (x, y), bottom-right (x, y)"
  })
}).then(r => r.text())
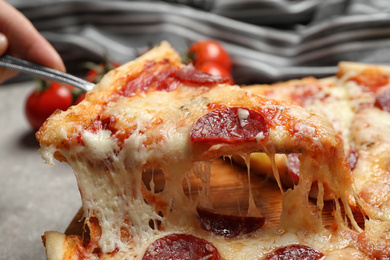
top-left (350, 107), bottom-right (390, 220)
top-left (38, 43), bottom-right (374, 260)
top-left (336, 65), bottom-right (390, 221)
top-left (42, 85), bottom-right (357, 258)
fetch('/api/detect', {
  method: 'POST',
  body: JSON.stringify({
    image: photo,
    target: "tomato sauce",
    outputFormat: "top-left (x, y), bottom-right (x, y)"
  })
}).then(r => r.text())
top-left (86, 115), bottom-right (117, 134)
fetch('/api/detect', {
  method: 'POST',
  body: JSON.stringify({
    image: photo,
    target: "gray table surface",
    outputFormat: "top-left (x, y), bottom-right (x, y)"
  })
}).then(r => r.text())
top-left (0, 81), bottom-right (80, 260)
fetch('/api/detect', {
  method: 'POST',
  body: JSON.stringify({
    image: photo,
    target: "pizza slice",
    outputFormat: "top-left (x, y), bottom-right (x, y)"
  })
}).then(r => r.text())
top-left (242, 61), bottom-right (390, 222)
top-left (337, 62), bottom-right (390, 220)
top-left (238, 76), bottom-right (355, 199)
top-left (37, 42), bottom-right (388, 259)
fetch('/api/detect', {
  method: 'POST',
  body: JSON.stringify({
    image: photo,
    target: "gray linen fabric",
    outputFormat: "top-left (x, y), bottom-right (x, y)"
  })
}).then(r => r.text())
top-left (8, 0), bottom-right (390, 84)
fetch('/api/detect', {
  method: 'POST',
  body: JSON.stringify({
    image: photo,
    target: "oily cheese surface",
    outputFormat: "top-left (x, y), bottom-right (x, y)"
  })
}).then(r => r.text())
top-left (66, 157), bottom-right (367, 233)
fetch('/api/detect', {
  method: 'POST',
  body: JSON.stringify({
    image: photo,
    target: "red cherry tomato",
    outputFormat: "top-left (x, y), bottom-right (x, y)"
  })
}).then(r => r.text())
top-left (85, 61), bottom-right (120, 84)
top-left (25, 81), bottom-right (73, 131)
top-left (74, 92), bottom-right (86, 105)
top-left (187, 40), bottom-right (232, 72)
top-left (85, 68), bottom-right (100, 84)
top-left (196, 61), bottom-right (234, 85)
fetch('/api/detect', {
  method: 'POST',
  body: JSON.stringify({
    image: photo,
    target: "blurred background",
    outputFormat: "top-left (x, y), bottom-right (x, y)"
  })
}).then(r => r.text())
top-left (2, 0), bottom-right (390, 259)
top-left (6, 0), bottom-right (390, 84)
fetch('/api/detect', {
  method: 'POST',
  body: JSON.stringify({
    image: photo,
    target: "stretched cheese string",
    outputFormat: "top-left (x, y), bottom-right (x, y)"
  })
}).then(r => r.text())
top-left (268, 152), bottom-right (284, 194)
top-left (243, 153), bottom-right (262, 218)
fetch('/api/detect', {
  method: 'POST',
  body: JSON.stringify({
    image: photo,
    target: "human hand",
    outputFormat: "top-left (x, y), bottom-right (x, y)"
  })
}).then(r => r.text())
top-left (0, 0), bottom-right (65, 84)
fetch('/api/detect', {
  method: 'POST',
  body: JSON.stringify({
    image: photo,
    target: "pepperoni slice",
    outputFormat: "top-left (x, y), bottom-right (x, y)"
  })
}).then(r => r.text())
top-left (120, 61), bottom-right (179, 97)
top-left (347, 146), bottom-right (358, 171)
top-left (286, 153), bottom-right (300, 184)
top-left (142, 233), bottom-right (221, 260)
top-left (264, 244), bottom-right (324, 260)
top-left (117, 62), bottom-right (228, 98)
top-left (191, 107), bottom-right (269, 144)
top-left (375, 88), bottom-right (390, 112)
top-left (175, 64), bottom-right (230, 86)
top-left (197, 208), bottom-right (265, 238)
top-left (349, 74), bottom-right (390, 91)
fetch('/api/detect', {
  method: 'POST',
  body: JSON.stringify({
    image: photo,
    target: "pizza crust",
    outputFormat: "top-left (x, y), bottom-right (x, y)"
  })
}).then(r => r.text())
top-left (43, 232), bottom-right (68, 260)
top-left (338, 61), bottom-right (390, 79)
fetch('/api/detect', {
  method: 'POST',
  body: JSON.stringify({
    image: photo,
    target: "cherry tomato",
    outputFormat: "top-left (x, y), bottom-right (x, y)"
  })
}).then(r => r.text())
top-left (196, 61), bottom-right (234, 85)
top-left (85, 67), bottom-right (101, 84)
top-left (74, 92), bottom-right (86, 105)
top-left (84, 61), bottom-right (120, 84)
top-left (187, 40), bottom-right (232, 72)
top-left (25, 81), bottom-right (73, 131)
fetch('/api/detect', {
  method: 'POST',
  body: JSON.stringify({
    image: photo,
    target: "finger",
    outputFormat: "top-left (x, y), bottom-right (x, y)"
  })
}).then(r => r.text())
top-left (0, 32), bottom-right (19, 84)
top-left (0, 68), bottom-right (19, 84)
top-left (0, 32), bottom-right (7, 55)
top-left (0, 1), bottom-right (65, 72)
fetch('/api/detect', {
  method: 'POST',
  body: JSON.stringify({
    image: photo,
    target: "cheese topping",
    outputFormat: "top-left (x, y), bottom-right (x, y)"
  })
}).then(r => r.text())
top-left (37, 43), bottom-right (384, 260)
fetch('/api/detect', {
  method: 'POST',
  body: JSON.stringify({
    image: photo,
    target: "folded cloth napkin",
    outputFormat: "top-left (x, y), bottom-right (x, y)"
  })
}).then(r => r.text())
top-left (10, 0), bottom-right (390, 84)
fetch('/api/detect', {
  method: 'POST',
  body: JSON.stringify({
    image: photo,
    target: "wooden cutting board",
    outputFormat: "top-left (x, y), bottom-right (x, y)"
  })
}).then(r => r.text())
top-left (66, 158), bottom-right (365, 236)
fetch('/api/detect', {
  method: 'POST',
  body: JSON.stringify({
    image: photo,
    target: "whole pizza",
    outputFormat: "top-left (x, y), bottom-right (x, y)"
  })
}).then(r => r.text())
top-left (37, 41), bottom-right (390, 259)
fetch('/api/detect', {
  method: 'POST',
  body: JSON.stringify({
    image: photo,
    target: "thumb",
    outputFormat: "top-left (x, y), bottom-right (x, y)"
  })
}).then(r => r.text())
top-left (0, 32), bottom-right (8, 55)
top-left (0, 32), bottom-right (19, 83)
